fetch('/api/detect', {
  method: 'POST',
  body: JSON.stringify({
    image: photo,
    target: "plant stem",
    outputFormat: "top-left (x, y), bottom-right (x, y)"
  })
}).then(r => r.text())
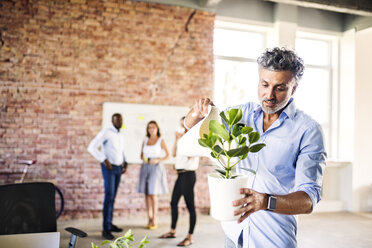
top-left (211, 149), bottom-right (226, 168)
top-left (230, 157), bottom-right (244, 168)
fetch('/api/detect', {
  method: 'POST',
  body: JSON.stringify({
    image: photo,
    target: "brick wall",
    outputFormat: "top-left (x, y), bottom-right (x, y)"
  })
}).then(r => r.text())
top-left (0, 0), bottom-right (215, 219)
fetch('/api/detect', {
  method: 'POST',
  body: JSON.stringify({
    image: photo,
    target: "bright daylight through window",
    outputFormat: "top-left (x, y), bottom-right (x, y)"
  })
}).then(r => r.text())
top-left (295, 35), bottom-right (339, 158)
top-left (213, 25), bottom-right (265, 109)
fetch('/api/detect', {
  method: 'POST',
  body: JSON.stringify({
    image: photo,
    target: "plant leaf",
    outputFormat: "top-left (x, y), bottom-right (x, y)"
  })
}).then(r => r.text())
top-left (210, 152), bottom-right (217, 158)
top-left (232, 124), bottom-right (242, 137)
top-left (140, 235), bottom-right (148, 243)
top-left (249, 143), bottom-right (266, 152)
top-left (124, 229), bottom-right (132, 238)
top-left (230, 175), bottom-right (238, 179)
top-left (220, 111), bottom-right (228, 123)
top-left (227, 109), bottom-right (242, 125)
top-left (239, 167), bottom-right (256, 175)
top-left (102, 240), bottom-right (110, 245)
top-left (234, 109), bottom-right (243, 125)
top-left (210, 135), bottom-right (217, 146)
top-left (198, 139), bottom-right (209, 148)
top-left (209, 120), bottom-right (229, 141)
top-left (226, 146), bottom-right (249, 157)
top-left (239, 136), bottom-right (247, 145)
top-left (91, 243), bottom-right (99, 248)
top-left (215, 168), bottom-right (227, 177)
top-left (227, 109), bottom-right (237, 125)
top-left (241, 126), bottom-right (253, 134)
top-left (212, 145), bottom-right (224, 155)
top-left (241, 153), bottom-right (248, 160)
top-left (248, 131), bottom-right (260, 144)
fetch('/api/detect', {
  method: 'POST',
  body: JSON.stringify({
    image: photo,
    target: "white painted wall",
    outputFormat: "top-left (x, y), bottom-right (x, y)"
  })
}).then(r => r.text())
top-left (273, 4), bottom-right (297, 48)
top-left (338, 29), bottom-right (355, 211)
top-left (338, 30), bottom-right (355, 162)
top-left (352, 27), bottom-right (372, 212)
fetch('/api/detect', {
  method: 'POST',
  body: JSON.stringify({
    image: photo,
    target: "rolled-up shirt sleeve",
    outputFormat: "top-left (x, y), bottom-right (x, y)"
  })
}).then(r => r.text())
top-left (294, 123), bottom-right (327, 210)
top-left (87, 129), bottom-right (107, 163)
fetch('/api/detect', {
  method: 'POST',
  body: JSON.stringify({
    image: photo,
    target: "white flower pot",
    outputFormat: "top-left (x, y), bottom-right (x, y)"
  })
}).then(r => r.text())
top-left (208, 173), bottom-right (249, 221)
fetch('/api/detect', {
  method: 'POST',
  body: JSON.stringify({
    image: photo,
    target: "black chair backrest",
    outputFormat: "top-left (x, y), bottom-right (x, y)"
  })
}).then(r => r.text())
top-left (0, 182), bottom-right (57, 235)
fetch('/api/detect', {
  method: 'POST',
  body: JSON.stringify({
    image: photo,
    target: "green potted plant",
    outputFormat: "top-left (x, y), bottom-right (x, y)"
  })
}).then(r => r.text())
top-left (198, 108), bottom-right (265, 221)
top-left (91, 229), bottom-right (149, 248)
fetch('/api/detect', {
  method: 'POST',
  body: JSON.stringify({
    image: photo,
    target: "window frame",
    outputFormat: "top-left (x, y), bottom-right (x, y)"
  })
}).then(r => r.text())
top-left (295, 31), bottom-right (340, 159)
top-left (213, 19), bottom-right (269, 108)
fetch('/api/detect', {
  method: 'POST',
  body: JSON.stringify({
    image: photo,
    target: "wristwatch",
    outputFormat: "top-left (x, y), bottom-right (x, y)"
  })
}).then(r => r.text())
top-left (267, 194), bottom-right (277, 211)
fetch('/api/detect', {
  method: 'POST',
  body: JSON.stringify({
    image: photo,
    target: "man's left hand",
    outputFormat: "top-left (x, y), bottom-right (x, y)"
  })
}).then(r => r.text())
top-left (233, 188), bottom-right (267, 223)
top-left (122, 161), bottom-right (128, 174)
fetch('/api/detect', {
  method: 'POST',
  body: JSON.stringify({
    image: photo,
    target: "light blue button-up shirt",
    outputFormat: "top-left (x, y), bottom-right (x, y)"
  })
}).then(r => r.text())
top-left (221, 99), bottom-right (326, 248)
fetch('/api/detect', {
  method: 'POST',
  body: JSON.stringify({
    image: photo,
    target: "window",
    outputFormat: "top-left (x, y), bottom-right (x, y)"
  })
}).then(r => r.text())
top-left (295, 33), bottom-right (339, 158)
top-left (213, 21), bottom-right (267, 109)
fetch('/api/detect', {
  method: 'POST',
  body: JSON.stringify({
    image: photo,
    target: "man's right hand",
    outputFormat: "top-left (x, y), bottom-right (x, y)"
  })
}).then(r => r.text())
top-left (185, 98), bottom-right (214, 129)
top-left (103, 159), bottom-right (112, 170)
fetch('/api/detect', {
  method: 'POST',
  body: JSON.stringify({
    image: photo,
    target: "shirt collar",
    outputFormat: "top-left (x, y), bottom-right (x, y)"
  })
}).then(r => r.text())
top-left (252, 104), bottom-right (262, 119)
top-left (281, 98), bottom-right (296, 120)
top-left (110, 124), bottom-right (120, 133)
top-left (253, 98), bottom-right (296, 120)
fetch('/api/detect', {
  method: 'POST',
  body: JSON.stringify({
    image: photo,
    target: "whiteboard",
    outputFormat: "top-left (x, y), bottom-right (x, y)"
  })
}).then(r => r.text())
top-left (102, 102), bottom-right (190, 164)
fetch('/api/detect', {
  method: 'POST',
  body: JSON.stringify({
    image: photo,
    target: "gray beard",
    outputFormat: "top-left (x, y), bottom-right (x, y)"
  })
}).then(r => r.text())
top-left (260, 98), bottom-right (290, 114)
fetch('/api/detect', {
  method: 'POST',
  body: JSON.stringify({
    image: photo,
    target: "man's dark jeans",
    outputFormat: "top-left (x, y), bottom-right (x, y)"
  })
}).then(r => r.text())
top-left (101, 163), bottom-right (122, 231)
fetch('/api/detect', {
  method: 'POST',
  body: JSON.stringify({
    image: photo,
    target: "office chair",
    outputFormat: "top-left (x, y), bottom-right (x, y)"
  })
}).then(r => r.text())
top-left (0, 182), bottom-right (87, 248)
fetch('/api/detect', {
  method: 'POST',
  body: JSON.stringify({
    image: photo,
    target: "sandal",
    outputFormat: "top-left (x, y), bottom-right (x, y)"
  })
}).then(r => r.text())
top-left (177, 238), bottom-right (193, 246)
top-left (147, 224), bottom-right (158, 230)
top-left (159, 231), bottom-right (176, 239)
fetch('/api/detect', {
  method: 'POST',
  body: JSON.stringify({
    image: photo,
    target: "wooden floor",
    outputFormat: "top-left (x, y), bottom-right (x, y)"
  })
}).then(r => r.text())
top-left (58, 212), bottom-right (372, 248)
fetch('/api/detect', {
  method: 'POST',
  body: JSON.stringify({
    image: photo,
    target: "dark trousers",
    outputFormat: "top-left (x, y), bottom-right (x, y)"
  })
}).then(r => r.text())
top-left (101, 163), bottom-right (122, 231)
top-left (170, 171), bottom-right (196, 234)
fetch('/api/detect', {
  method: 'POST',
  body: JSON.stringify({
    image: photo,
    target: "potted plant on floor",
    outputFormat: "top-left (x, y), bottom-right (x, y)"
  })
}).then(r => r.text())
top-left (198, 108), bottom-right (266, 221)
top-left (91, 229), bottom-right (149, 248)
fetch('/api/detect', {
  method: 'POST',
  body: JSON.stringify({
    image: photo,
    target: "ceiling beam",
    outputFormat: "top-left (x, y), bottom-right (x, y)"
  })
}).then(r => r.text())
top-left (199, 0), bottom-right (224, 8)
top-left (266, 0), bottom-right (372, 16)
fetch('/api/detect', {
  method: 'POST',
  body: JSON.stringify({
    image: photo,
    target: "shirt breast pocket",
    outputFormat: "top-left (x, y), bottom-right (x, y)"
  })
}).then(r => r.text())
top-left (266, 139), bottom-right (298, 179)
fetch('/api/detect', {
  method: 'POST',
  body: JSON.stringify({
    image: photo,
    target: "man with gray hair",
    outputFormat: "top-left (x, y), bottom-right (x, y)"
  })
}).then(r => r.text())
top-left (185, 47), bottom-right (326, 248)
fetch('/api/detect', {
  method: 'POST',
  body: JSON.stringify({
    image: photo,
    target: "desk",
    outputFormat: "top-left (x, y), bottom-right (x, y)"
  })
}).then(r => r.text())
top-left (0, 232), bottom-right (59, 248)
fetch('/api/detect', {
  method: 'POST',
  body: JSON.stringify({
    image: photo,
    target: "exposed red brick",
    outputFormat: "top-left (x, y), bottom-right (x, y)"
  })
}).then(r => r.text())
top-left (0, 0), bottom-right (215, 220)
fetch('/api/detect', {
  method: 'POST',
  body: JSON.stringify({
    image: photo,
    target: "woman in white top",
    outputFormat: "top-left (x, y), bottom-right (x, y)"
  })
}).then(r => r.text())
top-left (159, 116), bottom-right (199, 246)
top-left (137, 120), bottom-right (170, 230)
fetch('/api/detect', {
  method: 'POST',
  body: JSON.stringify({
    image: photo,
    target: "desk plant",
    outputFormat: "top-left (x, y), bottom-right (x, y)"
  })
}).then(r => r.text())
top-left (91, 229), bottom-right (149, 248)
top-left (198, 108), bottom-right (265, 178)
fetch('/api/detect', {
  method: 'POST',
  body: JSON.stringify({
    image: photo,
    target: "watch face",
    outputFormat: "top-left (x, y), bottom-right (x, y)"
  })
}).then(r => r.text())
top-left (268, 196), bottom-right (277, 210)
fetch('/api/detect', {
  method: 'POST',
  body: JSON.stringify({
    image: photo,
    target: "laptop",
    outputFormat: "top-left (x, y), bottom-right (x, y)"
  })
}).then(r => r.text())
top-left (0, 232), bottom-right (60, 248)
